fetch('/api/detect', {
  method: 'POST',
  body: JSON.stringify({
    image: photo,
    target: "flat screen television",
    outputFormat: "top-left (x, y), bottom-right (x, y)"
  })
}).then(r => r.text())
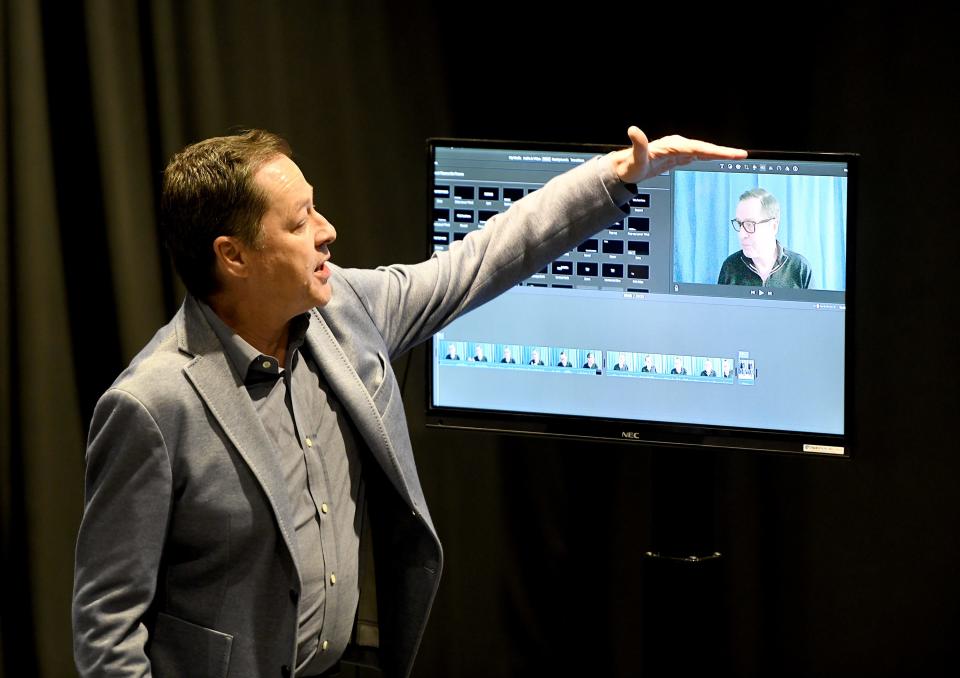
top-left (425, 138), bottom-right (856, 457)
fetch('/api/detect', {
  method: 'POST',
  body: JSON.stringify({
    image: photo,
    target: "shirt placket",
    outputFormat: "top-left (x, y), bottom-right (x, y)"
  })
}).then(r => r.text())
top-left (287, 346), bottom-right (342, 659)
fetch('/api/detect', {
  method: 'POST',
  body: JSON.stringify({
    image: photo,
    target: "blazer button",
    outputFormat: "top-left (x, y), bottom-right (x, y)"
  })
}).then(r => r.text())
top-left (281, 665), bottom-right (291, 678)
top-left (289, 589), bottom-right (299, 604)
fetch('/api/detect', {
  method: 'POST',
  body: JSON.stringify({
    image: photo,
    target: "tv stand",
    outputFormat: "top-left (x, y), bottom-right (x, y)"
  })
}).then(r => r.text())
top-left (641, 452), bottom-right (727, 674)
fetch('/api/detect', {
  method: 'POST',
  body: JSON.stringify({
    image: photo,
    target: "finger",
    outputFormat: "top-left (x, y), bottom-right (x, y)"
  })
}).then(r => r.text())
top-left (682, 140), bottom-right (748, 159)
top-left (627, 125), bottom-right (649, 158)
top-left (649, 135), bottom-right (747, 160)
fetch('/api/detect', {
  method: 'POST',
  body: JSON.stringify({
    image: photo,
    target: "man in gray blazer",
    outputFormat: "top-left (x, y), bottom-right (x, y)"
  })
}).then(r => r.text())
top-left (72, 127), bottom-right (745, 677)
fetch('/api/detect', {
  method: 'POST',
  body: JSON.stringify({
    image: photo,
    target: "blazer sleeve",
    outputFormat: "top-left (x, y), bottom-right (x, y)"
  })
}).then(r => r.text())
top-left (73, 387), bottom-right (174, 677)
top-left (337, 153), bottom-right (634, 359)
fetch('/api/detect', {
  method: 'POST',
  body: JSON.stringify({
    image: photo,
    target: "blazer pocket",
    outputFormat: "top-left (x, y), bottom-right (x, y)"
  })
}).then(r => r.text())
top-left (370, 351), bottom-right (396, 415)
top-left (149, 612), bottom-right (233, 678)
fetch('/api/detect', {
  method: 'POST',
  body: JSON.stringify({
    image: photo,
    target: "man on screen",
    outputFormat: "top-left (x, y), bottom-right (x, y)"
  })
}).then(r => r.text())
top-left (718, 188), bottom-right (812, 288)
top-left (722, 359), bottom-right (734, 378)
top-left (71, 126), bottom-right (745, 678)
top-left (701, 359), bottom-right (717, 377)
top-left (583, 352), bottom-right (598, 369)
top-left (446, 343), bottom-right (460, 359)
top-left (556, 351), bottom-right (572, 367)
top-left (470, 345), bottom-right (488, 362)
top-left (642, 354), bottom-right (657, 373)
top-left (500, 347), bottom-right (516, 364)
top-left (671, 356), bottom-right (688, 375)
top-left (614, 353), bottom-right (629, 371)
top-left (529, 349), bottom-right (545, 365)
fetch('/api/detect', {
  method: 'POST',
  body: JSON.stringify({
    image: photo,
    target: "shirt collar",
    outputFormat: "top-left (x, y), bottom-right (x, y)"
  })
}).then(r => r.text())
top-left (771, 241), bottom-right (789, 272)
top-left (198, 300), bottom-right (310, 384)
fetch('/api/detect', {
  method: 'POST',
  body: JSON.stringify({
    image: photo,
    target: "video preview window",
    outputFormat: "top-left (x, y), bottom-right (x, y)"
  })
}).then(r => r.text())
top-left (672, 170), bottom-right (847, 292)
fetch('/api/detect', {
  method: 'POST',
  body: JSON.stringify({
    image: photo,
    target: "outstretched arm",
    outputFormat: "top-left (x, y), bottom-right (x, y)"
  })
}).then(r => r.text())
top-left (340, 126), bottom-right (747, 358)
top-left (610, 126), bottom-right (747, 185)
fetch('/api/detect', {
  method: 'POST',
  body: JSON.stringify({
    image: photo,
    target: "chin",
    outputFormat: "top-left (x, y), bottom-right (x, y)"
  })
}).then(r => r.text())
top-left (313, 285), bottom-right (333, 308)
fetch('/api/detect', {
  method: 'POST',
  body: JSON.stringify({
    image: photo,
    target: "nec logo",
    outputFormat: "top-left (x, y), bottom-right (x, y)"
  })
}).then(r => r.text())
top-left (621, 431), bottom-right (641, 440)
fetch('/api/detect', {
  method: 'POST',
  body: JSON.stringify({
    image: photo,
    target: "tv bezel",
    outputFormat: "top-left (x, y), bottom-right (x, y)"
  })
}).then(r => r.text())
top-left (424, 137), bottom-right (858, 459)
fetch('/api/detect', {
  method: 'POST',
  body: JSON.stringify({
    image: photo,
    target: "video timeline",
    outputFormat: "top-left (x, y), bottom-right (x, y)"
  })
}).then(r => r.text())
top-left (438, 340), bottom-right (757, 384)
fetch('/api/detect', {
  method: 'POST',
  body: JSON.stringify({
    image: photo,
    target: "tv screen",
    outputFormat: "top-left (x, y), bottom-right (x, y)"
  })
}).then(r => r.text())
top-left (425, 138), bottom-right (856, 457)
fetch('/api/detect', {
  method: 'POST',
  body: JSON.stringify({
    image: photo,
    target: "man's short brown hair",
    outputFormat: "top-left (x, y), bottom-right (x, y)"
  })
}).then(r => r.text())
top-left (160, 129), bottom-right (292, 299)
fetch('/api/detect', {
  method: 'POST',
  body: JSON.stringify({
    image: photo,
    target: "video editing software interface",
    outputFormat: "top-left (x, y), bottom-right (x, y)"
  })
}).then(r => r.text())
top-left (428, 141), bottom-right (850, 453)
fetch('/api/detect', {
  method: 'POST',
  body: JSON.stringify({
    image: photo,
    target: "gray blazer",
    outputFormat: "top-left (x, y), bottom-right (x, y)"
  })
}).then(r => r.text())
top-left (73, 155), bottom-right (631, 678)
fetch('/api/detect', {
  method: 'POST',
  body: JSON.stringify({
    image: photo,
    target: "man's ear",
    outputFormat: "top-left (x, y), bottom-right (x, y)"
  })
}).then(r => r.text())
top-left (772, 217), bottom-right (780, 235)
top-left (213, 235), bottom-right (250, 282)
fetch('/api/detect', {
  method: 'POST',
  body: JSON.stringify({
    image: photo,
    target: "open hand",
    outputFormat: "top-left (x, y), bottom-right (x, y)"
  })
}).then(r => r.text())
top-left (612, 126), bottom-right (748, 185)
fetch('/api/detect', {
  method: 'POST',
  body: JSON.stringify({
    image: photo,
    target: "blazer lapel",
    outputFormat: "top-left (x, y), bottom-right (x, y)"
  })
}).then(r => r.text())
top-left (175, 296), bottom-right (302, 569)
top-left (305, 308), bottom-right (413, 505)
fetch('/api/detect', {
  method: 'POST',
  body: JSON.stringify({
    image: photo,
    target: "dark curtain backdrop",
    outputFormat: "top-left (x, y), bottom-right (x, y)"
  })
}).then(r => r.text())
top-left (2, 2), bottom-right (959, 677)
top-left (1, 1), bottom-right (448, 676)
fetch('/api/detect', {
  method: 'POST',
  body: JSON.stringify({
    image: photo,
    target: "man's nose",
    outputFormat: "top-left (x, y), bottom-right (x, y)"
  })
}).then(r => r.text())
top-left (315, 216), bottom-right (336, 247)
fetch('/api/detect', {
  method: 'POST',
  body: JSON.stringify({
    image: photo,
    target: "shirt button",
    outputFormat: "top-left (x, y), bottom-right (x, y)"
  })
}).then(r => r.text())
top-left (321, 640), bottom-right (329, 652)
top-left (329, 573), bottom-right (336, 585)
top-left (320, 503), bottom-right (329, 514)
top-left (262, 360), bottom-right (272, 369)
top-left (305, 437), bottom-right (313, 448)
